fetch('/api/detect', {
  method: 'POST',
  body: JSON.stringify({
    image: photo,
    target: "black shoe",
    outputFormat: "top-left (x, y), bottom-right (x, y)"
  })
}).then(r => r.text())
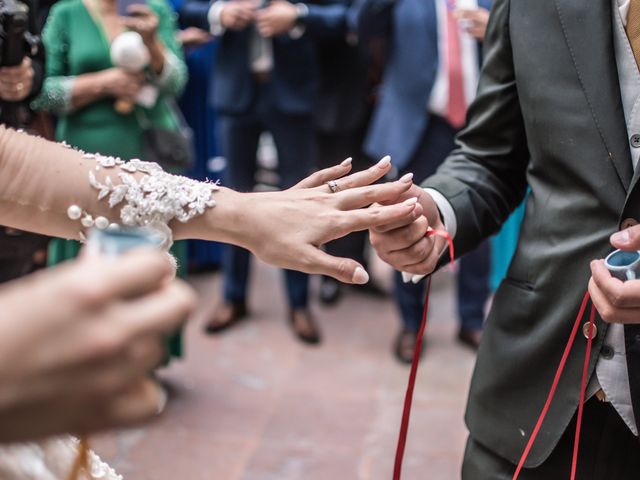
top-left (289, 308), bottom-right (322, 345)
top-left (394, 329), bottom-right (424, 364)
top-left (457, 328), bottom-right (482, 350)
top-left (204, 301), bottom-right (248, 334)
top-left (319, 276), bottom-right (342, 306)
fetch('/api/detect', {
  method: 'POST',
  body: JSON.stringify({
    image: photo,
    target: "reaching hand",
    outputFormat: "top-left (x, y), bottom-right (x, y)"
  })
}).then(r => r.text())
top-left (220, 0), bottom-right (258, 31)
top-left (255, 0), bottom-right (298, 38)
top-left (0, 250), bottom-right (195, 442)
top-left (205, 158), bottom-right (419, 284)
top-left (100, 67), bottom-right (145, 101)
top-left (589, 225), bottom-right (640, 324)
top-left (369, 186), bottom-right (449, 276)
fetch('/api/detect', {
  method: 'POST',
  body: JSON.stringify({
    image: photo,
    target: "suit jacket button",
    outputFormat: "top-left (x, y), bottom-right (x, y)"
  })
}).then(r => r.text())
top-left (601, 344), bottom-right (614, 359)
top-left (631, 134), bottom-right (640, 148)
top-left (583, 322), bottom-right (598, 340)
top-left (621, 218), bottom-right (639, 230)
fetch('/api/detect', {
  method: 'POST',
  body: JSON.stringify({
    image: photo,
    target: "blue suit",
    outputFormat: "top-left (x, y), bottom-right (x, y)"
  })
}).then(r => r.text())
top-left (179, 1), bottom-right (348, 310)
top-left (359, 0), bottom-right (491, 170)
top-left (357, 0), bottom-right (492, 335)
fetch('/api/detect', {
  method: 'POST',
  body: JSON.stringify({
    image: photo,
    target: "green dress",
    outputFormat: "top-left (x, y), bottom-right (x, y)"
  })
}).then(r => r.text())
top-left (34, 0), bottom-right (188, 357)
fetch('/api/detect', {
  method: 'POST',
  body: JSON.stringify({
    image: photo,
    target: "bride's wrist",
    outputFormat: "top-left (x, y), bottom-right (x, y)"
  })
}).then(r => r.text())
top-left (201, 187), bottom-right (254, 247)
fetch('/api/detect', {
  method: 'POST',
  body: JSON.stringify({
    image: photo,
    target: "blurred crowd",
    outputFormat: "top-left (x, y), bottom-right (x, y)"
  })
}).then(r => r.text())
top-left (0, 0), bottom-right (522, 366)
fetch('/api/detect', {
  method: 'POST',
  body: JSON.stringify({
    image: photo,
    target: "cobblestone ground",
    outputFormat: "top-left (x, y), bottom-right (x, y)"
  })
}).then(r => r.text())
top-left (93, 259), bottom-right (477, 480)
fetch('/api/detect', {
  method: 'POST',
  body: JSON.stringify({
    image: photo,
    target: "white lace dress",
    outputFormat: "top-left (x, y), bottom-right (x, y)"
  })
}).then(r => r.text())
top-left (0, 130), bottom-right (219, 479)
top-left (0, 439), bottom-right (122, 480)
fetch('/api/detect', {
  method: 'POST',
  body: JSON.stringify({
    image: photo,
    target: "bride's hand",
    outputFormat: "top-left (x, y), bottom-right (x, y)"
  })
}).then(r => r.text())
top-left (202, 157), bottom-right (419, 284)
top-left (0, 250), bottom-right (195, 442)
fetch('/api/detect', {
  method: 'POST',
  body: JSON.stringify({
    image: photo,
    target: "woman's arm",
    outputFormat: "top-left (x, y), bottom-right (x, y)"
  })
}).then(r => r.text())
top-left (0, 127), bottom-right (418, 283)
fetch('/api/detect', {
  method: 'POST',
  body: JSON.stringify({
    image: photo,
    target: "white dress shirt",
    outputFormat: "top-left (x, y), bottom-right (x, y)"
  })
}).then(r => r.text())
top-left (428, 0), bottom-right (480, 116)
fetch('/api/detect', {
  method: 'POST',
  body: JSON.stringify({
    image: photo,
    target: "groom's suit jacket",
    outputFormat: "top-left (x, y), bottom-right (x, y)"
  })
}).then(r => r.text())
top-left (423, 0), bottom-right (640, 467)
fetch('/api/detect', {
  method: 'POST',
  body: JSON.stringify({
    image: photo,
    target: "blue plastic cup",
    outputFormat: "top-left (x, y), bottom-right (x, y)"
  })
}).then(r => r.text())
top-left (604, 249), bottom-right (640, 282)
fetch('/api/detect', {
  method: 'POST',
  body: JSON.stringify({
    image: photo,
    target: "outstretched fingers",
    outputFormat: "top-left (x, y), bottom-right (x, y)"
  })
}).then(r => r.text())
top-left (292, 158), bottom-right (353, 190)
top-left (314, 156), bottom-right (394, 194)
top-left (335, 177), bottom-right (413, 210)
top-left (337, 198), bottom-right (420, 233)
top-left (303, 247), bottom-right (371, 285)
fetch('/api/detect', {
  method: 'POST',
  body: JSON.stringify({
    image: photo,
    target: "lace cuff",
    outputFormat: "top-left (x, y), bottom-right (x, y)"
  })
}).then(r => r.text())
top-left (31, 76), bottom-right (76, 114)
top-left (150, 51), bottom-right (187, 96)
top-left (66, 152), bottom-right (218, 249)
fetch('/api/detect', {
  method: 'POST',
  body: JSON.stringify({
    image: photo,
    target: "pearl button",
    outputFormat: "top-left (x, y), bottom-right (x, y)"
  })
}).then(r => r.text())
top-left (95, 216), bottom-right (109, 230)
top-left (583, 322), bottom-right (598, 340)
top-left (108, 223), bottom-right (120, 231)
top-left (81, 215), bottom-right (94, 228)
top-left (67, 205), bottom-right (82, 220)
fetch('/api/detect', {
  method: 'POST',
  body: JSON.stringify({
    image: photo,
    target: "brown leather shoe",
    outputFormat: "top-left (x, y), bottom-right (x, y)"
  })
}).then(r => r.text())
top-left (204, 301), bottom-right (248, 334)
top-left (457, 328), bottom-right (482, 350)
top-left (289, 308), bottom-right (321, 345)
top-left (394, 329), bottom-right (424, 364)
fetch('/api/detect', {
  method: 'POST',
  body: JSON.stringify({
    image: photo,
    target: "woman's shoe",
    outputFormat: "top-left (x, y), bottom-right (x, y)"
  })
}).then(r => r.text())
top-left (289, 308), bottom-right (322, 345)
top-left (204, 301), bottom-right (248, 334)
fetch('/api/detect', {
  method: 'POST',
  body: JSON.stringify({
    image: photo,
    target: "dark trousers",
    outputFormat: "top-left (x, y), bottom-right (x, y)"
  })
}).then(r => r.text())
top-left (218, 83), bottom-right (314, 309)
top-left (462, 399), bottom-right (640, 479)
top-left (395, 115), bottom-right (490, 332)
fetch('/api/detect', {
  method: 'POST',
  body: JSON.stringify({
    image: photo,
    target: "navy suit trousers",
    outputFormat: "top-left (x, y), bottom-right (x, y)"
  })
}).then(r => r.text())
top-left (218, 83), bottom-right (315, 308)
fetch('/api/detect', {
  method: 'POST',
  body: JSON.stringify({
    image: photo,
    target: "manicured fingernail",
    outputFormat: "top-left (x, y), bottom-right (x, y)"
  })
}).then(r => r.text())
top-left (412, 274), bottom-right (426, 284)
top-left (404, 197), bottom-right (419, 206)
top-left (352, 266), bottom-right (370, 284)
top-left (340, 157), bottom-right (352, 167)
top-left (402, 272), bottom-right (412, 283)
top-left (377, 155), bottom-right (391, 168)
top-left (399, 172), bottom-right (414, 183)
top-left (612, 230), bottom-right (630, 244)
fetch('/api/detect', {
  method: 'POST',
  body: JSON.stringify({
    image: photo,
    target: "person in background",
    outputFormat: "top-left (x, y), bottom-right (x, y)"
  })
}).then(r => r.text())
top-left (0, 0), bottom-right (49, 285)
top-left (33, 0), bottom-right (188, 358)
top-left (178, 0), bottom-right (349, 345)
top-left (313, 0), bottom-right (387, 306)
top-left (357, 0), bottom-right (492, 363)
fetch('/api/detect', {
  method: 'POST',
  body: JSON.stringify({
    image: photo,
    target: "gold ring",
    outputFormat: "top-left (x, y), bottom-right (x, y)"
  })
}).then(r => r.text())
top-left (16, 83), bottom-right (24, 91)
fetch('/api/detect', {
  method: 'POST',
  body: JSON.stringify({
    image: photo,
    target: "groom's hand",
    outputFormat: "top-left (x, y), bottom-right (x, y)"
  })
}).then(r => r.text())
top-left (369, 186), bottom-right (449, 276)
top-left (589, 224), bottom-right (640, 324)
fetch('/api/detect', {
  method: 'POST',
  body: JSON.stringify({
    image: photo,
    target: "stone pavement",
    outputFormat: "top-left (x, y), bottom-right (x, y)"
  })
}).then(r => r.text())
top-left (93, 260), bottom-right (477, 480)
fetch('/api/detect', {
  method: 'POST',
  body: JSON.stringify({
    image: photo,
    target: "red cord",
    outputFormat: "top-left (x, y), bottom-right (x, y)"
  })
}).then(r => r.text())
top-left (392, 228), bottom-right (597, 480)
top-left (393, 229), bottom-right (454, 480)
top-left (512, 291), bottom-right (594, 479)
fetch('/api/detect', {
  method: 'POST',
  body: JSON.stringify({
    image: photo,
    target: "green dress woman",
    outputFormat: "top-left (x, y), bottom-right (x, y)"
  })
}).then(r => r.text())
top-left (34, 0), bottom-right (188, 356)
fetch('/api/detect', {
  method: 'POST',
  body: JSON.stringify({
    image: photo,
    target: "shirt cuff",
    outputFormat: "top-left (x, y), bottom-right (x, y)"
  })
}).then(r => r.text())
top-left (424, 187), bottom-right (457, 239)
top-left (208, 1), bottom-right (227, 37)
top-left (400, 188), bottom-right (458, 284)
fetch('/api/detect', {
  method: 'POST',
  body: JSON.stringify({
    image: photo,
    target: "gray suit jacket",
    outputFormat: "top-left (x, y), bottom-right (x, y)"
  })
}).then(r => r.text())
top-left (423, 0), bottom-right (640, 467)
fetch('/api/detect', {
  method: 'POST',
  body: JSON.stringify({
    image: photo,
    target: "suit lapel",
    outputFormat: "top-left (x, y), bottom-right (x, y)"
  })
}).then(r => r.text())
top-left (555, 0), bottom-right (633, 192)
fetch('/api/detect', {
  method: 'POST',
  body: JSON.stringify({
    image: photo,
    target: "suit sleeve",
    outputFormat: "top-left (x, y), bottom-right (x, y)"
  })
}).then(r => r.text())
top-left (302, 1), bottom-right (349, 38)
top-left (177, 0), bottom-right (213, 31)
top-left (421, 0), bottom-right (530, 257)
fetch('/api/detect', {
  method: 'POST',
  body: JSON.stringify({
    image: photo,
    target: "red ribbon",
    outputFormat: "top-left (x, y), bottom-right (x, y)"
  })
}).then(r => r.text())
top-left (392, 229), bottom-right (597, 480)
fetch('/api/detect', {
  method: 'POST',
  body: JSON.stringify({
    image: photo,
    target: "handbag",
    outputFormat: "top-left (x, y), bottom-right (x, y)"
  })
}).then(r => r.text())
top-left (138, 102), bottom-right (195, 171)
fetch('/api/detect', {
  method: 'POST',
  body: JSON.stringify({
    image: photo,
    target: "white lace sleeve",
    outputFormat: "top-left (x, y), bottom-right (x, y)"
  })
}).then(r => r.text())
top-left (0, 437), bottom-right (122, 480)
top-left (67, 154), bottom-right (218, 249)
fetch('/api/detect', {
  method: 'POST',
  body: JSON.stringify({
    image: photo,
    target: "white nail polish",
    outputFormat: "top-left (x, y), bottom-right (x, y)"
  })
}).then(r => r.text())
top-left (340, 157), bottom-right (353, 167)
top-left (412, 274), bottom-right (426, 284)
top-left (352, 267), bottom-right (370, 284)
top-left (404, 197), bottom-right (419, 206)
top-left (399, 172), bottom-right (414, 183)
top-left (402, 272), bottom-right (413, 283)
top-left (377, 155), bottom-right (391, 168)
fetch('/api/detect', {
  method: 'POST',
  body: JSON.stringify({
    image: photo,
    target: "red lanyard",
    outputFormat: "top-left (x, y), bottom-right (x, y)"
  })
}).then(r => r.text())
top-left (392, 230), bottom-right (597, 480)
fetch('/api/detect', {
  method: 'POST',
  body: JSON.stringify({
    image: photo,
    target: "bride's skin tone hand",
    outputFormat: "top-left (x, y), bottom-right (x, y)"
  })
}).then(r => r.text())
top-left (0, 128), bottom-right (419, 285)
top-left (0, 250), bottom-right (196, 443)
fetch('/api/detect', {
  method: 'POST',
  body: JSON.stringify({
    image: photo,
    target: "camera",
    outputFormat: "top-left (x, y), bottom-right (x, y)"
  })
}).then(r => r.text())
top-left (0, 0), bottom-right (41, 126)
